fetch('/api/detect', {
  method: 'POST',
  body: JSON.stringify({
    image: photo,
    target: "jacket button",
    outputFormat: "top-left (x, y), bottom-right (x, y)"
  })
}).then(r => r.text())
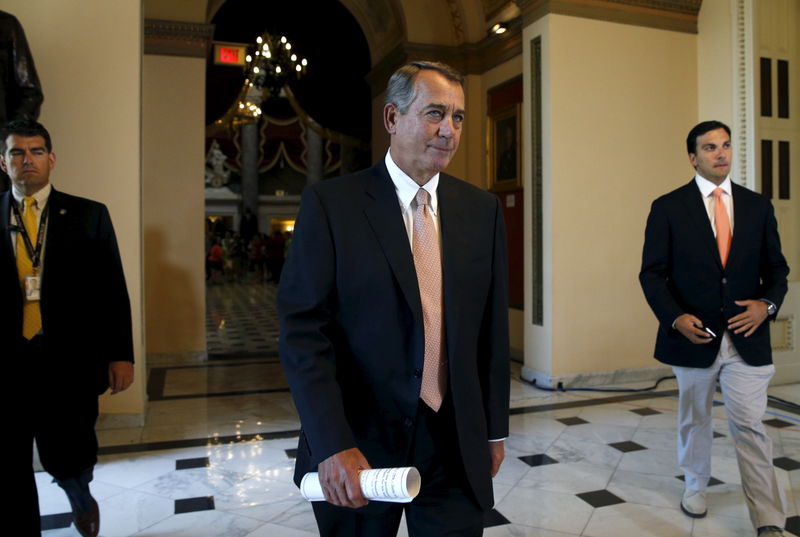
top-left (413, 368), bottom-right (422, 378)
top-left (722, 278), bottom-right (727, 284)
top-left (403, 417), bottom-right (413, 427)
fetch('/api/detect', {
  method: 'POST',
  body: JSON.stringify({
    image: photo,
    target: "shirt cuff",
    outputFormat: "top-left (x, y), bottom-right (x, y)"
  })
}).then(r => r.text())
top-left (489, 438), bottom-right (506, 442)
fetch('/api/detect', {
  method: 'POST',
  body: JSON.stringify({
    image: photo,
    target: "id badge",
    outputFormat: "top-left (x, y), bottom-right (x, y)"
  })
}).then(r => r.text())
top-left (24, 275), bottom-right (41, 301)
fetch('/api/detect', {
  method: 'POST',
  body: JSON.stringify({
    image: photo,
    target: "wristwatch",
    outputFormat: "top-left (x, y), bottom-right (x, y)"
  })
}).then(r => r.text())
top-left (764, 301), bottom-right (777, 316)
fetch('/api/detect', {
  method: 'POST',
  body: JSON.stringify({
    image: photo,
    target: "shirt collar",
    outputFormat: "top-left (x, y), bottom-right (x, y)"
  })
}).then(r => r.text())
top-left (695, 174), bottom-right (731, 198)
top-left (385, 150), bottom-right (439, 215)
top-left (12, 182), bottom-right (52, 208)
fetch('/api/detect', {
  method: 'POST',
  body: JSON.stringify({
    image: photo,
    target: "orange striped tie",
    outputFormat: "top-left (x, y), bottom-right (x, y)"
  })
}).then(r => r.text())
top-left (712, 188), bottom-right (731, 267)
top-left (17, 197), bottom-right (42, 339)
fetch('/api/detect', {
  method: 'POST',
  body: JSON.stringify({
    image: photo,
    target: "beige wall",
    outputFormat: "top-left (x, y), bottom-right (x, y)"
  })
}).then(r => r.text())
top-left (697, 0), bottom-right (734, 124)
top-left (143, 55), bottom-right (207, 355)
top-left (6, 1), bottom-right (145, 413)
top-left (524, 14), bottom-right (698, 381)
top-left (143, 0), bottom-right (208, 22)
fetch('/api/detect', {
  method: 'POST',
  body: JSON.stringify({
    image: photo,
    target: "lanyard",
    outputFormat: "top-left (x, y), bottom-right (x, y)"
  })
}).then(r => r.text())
top-left (10, 197), bottom-right (48, 270)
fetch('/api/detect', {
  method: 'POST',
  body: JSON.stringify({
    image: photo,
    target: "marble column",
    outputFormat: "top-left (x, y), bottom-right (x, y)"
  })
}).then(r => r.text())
top-left (240, 121), bottom-right (260, 217)
top-left (305, 126), bottom-right (323, 185)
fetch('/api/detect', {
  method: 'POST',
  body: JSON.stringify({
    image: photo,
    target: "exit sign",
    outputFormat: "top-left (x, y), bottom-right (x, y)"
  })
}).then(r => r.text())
top-left (214, 44), bottom-right (246, 66)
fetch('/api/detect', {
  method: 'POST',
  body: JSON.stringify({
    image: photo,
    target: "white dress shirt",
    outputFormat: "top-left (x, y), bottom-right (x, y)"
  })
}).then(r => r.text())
top-left (9, 183), bottom-right (51, 271)
top-left (694, 174), bottom-right (733, 235)
top-left (384, 150), bottom-right (440, 247)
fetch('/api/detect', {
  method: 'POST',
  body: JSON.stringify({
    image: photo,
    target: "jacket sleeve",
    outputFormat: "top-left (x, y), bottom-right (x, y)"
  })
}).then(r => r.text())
top-left (478, 195), bottom-right (510, 440)
top-left (639, 198), bottom-right (684, 329)
top-left (758, 200), bottom-right (790, 314)
top-left (277, 186), bottom-right (355, 466)
top-left (95, 204), bottom-right (134, 364)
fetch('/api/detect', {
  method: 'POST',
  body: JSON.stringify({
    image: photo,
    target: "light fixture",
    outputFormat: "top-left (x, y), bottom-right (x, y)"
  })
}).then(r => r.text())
top-left (490, 22), bottom-right (508, 35)
top-left (242, 32), bottom-right (308, 98)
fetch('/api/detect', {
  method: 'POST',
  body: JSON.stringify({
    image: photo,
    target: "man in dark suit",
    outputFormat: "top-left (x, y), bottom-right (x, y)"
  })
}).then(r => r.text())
top-left (640, 121), bottom-right (788, 537)
top-left (0, 119), bottom-right (134, 537)
top-left (278, 61), bottom-right (509, 536)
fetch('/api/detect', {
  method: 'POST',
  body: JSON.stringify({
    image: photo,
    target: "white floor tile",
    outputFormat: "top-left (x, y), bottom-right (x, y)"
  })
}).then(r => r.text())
top-left (495, 487), bottom-right (594, 535)
top-left (582, 503), bottom-right (692, 537)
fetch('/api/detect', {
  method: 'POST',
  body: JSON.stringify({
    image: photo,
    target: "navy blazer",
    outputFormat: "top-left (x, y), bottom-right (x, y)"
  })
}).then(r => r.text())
top-left (0, 188), bottom-right (133, 393)
top-left (639, 180), bottom-right (789, 368)
top-left (278, 162), bottom-right (510, 510)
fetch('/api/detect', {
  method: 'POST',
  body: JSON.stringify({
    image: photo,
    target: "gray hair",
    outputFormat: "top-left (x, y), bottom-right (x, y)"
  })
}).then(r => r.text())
top-left (384, 61), bottom-right (464, 114)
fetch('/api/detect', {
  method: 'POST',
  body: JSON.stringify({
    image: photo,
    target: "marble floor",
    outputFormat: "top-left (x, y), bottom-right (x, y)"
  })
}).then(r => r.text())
top-left (39, 282), bottom-right (800, 536)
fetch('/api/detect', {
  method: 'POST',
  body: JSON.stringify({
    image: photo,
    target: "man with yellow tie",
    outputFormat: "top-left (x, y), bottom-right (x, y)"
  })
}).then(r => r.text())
top-left (640, 121), bottom-right (789, 537)
top-left (0, 119), bottom-right (134, 537)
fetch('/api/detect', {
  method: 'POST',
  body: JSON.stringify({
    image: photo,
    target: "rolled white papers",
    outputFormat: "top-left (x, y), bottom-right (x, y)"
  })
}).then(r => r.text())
top-left (300, 467), bottom-right (421, 503)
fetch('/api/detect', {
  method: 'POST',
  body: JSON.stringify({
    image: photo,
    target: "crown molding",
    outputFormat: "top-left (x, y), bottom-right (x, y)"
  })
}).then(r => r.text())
top-left (366, 17), bottom-right (523, 98)
top-left (144, 19), bottom-right (215, 58)
top-left (518, 0), bottom-right (701, 34)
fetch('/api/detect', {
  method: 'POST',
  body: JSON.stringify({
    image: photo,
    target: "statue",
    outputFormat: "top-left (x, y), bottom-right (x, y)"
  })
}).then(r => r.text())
top-left (0, 11), bottom-right (44, 191)
top-left (205, 140), bottom-right (231, 189)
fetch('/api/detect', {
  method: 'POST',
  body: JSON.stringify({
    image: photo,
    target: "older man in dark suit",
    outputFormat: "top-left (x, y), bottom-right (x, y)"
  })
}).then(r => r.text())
top-left (640, 120), bottom-right (788, 537)
top-left (0, 119), bottom-right (134, 537)
top-left (278, 61), bottom-right (509, 536)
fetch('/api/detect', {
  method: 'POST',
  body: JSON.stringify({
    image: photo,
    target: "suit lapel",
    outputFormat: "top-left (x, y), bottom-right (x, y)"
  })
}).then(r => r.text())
top-left (41, 189), bottom-right (69, 276)
top-left (438, 174), bottom-right (468, 356)
top-left (727, 183), bottom-right (751, 269)
top-left (361, 163), bottom-right (423, 320)
top-left (0, 191), bottom-right (17, 276)
top-left (682, 180), bottom-right (723, 270)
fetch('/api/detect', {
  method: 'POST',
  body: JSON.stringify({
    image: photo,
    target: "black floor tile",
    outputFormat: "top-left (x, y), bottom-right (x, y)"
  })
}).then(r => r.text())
top-left (763, 418), bottom-right (793, 428)
top-left (176, 457), bottom-right (210, 470)
top-left (576, 489), bottom-right (625, 508)
top-left (773, 457), bottom-right (800, 471)
top-left (40, 513), bottom-right (72, 531)
top-left (557, 416), bottom-right (588, 426)
top-left (518, 454), bottom-right (558, 467)
top-left (630, 407), bottom-right (661, 416)
top-left (785, 515), bottom-right (800, 536)
top-left (608, 441), bottom-right (647, 453)
top-left (285, 448), bottom-right (298, 459)
top-left (675, 475), bottom-right (724, 486)
top-left (483, 509), bottom-right (510, 528)
top-left (175, 496), bottom-right (215, 514)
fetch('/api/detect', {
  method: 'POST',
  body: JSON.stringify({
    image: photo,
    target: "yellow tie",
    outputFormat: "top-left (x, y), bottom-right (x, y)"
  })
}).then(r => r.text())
top-left (17, 196), bottom-right (42, 339)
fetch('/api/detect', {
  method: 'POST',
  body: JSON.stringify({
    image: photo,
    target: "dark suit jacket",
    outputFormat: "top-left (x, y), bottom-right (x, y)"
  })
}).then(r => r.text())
top-left (639, 180), bottom-right (789, 368)
top-left (278, 162), bottom-right (510, 510)
top-left (1, 188), bottom-right (133, 394)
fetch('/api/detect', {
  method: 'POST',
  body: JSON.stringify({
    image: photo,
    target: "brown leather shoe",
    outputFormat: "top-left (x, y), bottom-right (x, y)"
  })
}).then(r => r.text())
top-left (71, 495), bottom-right (100, 537)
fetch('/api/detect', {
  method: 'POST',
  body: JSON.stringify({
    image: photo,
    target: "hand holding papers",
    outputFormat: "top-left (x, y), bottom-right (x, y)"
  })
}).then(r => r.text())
top-left (301, 467), bottom-right (421, 503)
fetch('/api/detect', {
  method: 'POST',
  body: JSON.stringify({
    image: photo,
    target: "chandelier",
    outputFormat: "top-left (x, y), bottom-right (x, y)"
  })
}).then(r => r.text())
top-left (237, 33), bottom-right (308, 119)
top-left (208, 32), bottom-right (310, 132)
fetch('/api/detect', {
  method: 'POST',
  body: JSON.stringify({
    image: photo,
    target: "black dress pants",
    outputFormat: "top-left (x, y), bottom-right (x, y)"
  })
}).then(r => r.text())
top-left (11, 336), bottom-right (100, 537)
top-left (312, 395), bottom-right (486, 537)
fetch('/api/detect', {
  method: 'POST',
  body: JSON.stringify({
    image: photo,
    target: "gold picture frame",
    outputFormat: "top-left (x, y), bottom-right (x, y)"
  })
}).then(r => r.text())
top-left (487, 103), bottom-right (522, 192)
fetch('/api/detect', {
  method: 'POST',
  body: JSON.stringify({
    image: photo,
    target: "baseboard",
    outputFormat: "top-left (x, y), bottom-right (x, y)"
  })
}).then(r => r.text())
top-left (146, 350), bottom-right (208, 366)
top-left (96, 412), bottom-right (145, 430)
top-left (520, 364), bottom-right (674, 389)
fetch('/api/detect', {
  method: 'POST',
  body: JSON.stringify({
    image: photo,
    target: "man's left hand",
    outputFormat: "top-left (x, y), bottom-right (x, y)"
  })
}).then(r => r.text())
top-left (728, 300), bottom-right (769, 337)
top-left (108, 361), bottom-right (134, 394)
top-left (489, 440), bottom-right (505, 477)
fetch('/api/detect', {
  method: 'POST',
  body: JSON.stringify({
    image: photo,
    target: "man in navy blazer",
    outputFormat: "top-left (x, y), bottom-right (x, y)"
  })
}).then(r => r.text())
top-left (278, 61), bottom-right (509, 536)
top-left (640, 121), bottom-right (788, 537)
top-left (1, 119), bottom-right (134, 537)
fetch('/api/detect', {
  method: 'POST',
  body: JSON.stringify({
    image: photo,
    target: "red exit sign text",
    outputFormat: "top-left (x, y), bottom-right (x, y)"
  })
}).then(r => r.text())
top-left (214, 44), bottom-right (246, 66)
